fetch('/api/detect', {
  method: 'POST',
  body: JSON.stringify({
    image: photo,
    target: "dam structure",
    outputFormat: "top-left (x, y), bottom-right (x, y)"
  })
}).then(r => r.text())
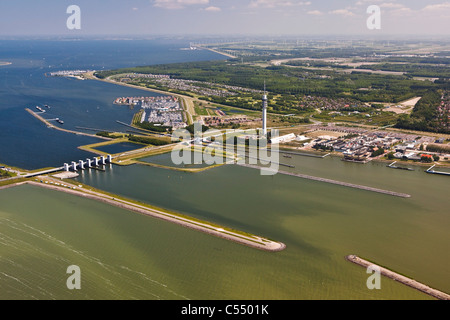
top-left (64, 155), bottom-right (113, 172)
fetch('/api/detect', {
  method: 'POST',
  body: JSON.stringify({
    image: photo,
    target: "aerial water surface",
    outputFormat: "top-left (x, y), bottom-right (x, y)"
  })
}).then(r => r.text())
top-left (0, 40), bottom-right (224, 169)
top-left (0, 40), bottom-right (448, 300)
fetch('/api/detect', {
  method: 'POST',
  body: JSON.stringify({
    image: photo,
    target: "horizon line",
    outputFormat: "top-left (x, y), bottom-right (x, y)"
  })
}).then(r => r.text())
top-left (1, 33), bottom-right (450, 40)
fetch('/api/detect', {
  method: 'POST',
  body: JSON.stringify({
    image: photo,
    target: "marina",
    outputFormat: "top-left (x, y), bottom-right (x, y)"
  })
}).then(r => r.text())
top-left (115, 95), bottom-right (187, 129)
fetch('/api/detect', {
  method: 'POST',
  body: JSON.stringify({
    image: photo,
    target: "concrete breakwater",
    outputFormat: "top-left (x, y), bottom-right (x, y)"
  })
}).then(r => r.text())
top-left (0, 180), bottom-right (286, 253)
top-left (25, 108), bottom-right (111, 140)
top-left (346, 255), bottom-right (450, 300)
top-left (238, 164), bottom-right (411, 198)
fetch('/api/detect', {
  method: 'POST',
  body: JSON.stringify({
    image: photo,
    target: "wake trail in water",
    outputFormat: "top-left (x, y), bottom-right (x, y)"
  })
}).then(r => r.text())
top-left (0, 216), bottom-right (189, 299)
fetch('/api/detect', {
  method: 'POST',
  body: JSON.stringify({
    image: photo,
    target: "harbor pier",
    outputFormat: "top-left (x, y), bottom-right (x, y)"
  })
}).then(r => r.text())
top-left (426, 165), bottom-right (450, 176)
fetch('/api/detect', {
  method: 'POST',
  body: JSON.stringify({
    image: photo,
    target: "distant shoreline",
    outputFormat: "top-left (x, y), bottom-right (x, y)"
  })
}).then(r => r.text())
top-left (199, 47), bottom-right (237, 59)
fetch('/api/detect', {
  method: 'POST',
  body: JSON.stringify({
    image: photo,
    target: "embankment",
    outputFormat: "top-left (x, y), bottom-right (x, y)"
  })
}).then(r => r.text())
top-left (239, 163), bottom-right (411, 198)
top-left (1, 180), bottom-right (286, 252)
top-left (25, 108), bottom-right (110, 140)
top-left (346, 255), bottom-right (450, 300)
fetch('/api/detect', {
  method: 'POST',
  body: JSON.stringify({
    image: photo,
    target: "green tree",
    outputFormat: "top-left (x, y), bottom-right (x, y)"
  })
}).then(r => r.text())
top-left (371, 148), bottom-right (385, 157)
top-left (186, 124), bottom-right (210, 135)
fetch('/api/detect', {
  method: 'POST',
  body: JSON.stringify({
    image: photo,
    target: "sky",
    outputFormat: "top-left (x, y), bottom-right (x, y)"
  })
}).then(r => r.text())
top-left (0, 0), bottom-right (450, 37)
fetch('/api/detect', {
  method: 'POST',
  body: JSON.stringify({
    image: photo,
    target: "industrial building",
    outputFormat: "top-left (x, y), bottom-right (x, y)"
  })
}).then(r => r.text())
top-left (270, 133), bottom-right (296, 144)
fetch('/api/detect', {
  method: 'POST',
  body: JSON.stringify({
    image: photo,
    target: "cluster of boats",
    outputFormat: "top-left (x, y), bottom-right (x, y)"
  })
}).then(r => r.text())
top-left (35, 106), bottom-right (47, 112)
top-left (35, 105), bottom-right (64, 124)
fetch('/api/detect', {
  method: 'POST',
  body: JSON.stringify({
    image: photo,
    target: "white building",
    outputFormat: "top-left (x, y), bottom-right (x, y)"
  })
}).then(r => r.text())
top-left (270, 133), bottom-right (296, 144)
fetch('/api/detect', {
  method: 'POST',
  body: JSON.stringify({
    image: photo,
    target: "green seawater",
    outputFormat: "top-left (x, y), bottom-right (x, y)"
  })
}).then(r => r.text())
top-left (0, 154), bottom-right (448, 300)
top-left (139, 151), bottom-right (213, 169)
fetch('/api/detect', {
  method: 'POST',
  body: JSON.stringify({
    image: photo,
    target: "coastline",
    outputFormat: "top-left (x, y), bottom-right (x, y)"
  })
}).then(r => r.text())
top-left (1, 180), bottom-right (286, 252)
top-left (281, 146), bottom-right (450, 169)
top-left (87, 73), bottom-right (450, 172)
top-left (88, 72), bottom-right (196, 101)
top-left (198, 47), bottom-right (237, 59)
top-left (1, 39), bottom-right (449, 301)
top-left (25, 74), bottom-right (415, 170)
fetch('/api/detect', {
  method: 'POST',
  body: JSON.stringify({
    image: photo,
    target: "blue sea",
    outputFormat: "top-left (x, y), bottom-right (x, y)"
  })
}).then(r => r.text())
top-left (0, 40), bottom-right (224, 169)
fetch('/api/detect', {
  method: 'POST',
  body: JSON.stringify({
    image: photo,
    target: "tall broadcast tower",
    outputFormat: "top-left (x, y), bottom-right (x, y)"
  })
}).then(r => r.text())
top-left (262, 81), bottom-right (268, 137)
